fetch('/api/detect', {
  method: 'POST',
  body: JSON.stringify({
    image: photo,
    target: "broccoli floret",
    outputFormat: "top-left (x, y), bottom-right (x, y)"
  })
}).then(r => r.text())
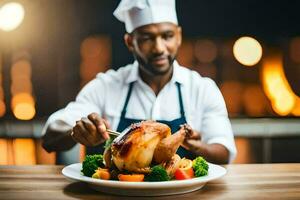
top-left (192, 156), bottom-right (209, 177)
top-left (81, 154), bottom-right (104, 177)
top-left (144, 165), bottom-right (170, 182)
top-left (194, 166), bottom-right (208, 177)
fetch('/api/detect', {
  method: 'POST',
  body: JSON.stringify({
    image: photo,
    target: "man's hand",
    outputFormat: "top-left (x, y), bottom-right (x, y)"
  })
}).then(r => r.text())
top-left (71, 113), bottom-right (111, 146)
top-left (181, 124), bottom-right (229, 164)
top-left (181, 125), bottom-right (202, 153)
top-left (181, 124), bottom-right (201, 140)
top-left (180, 124), bottom-right (202, 154)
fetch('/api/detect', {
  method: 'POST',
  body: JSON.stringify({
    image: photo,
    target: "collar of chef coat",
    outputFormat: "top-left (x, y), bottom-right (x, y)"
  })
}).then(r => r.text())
top-left (124, 60), bottom-right (186, 85)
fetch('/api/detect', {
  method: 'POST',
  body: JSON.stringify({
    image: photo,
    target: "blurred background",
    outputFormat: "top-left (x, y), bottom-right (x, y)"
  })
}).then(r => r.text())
top-left (0, 0), bottom-right (300, 165)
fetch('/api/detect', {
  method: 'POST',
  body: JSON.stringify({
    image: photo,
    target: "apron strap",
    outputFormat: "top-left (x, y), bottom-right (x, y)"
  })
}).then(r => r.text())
top-left (120, 82), bottom-right (134, 118)
top-left (176, 82), bottom-right (185, 118)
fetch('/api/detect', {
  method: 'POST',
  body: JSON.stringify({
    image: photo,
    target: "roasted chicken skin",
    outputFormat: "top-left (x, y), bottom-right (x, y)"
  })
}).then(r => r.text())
top-left (107, 120), bottom-right (190, 173)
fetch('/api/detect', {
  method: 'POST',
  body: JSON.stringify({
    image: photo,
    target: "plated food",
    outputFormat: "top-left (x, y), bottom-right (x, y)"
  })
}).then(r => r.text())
top-left (63, 122), bottom-right (225, 196)
top-left (81, 120), bottom-right (209, 182)
top-left (62, 162), bottom-right (226, 196)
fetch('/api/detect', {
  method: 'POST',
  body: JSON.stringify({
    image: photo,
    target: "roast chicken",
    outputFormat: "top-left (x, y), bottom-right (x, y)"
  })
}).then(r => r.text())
top-left (103, 120), bottom-right (191, 174)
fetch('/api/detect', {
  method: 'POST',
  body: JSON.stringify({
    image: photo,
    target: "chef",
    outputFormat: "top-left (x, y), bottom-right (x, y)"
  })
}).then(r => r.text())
top-left (42, 0), bottom-right (237, 164)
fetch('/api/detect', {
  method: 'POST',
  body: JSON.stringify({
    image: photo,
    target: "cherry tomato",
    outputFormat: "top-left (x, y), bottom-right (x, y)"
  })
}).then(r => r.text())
top-left (174, 158), bottom-right (194, 180)
top-left (174, 167), bottom-right (194, 180)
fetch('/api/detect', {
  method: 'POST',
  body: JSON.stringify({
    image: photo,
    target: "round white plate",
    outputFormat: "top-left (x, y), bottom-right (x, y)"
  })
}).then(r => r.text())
top-left (62, 163), bottom-right (226, 196)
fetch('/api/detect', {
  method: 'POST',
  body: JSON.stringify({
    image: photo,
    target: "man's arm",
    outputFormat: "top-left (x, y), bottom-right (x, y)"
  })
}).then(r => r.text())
top-left (42, 113), bottom-right (110, 152)
top-left (188, 78), bottom-right (236, 164)
top-left (42, 120), bottom-right (76, 152)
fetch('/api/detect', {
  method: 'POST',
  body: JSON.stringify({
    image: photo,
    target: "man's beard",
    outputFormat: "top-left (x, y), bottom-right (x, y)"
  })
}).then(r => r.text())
top-left (134, 53), bottom-right (176, 76)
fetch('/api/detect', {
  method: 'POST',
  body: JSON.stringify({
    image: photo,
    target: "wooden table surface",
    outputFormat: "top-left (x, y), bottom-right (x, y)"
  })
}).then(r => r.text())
top-left (0, 164), bottom-right (300, 200)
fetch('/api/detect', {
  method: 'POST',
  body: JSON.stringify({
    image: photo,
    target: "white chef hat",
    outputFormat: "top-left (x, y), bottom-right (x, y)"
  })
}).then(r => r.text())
top-left (113, 0), bottom-right (178, 33)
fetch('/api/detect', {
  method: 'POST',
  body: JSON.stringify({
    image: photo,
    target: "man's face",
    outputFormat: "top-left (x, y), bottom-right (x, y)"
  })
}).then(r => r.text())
top-left (126, 22), bottom-right (182, 76)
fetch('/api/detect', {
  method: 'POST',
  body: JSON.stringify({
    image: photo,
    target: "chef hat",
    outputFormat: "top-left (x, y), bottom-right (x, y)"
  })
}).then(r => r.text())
top-left (113, 0), bottom-right (178, 33)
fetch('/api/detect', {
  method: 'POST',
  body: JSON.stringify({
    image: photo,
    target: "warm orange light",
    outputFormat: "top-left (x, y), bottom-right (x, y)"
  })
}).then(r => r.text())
top-left (13, 139), bottom-right (36, 165)
top-left (271, 95), bottom-right (295, 116)
top-left (9, 56), bottom-right (36, 120)
top-left (177, 40), bottom-right (194, 67)
top-left (220, 81), bottom-right (244, 116)
top-left (0, 2), bottom-right (25, 32)
top-left (13, 102), bottom-right (35, 120)
top-left (0, 87), bottom-right (3, 99)
top-left (0, 100), bottom-right (5, 117)
top-left (233, 138), bottom-right (254, 163)
top-left (233, 36), bottom-right (263, 66)
top-left (0, 139), bottom-right (9, 164)
top-left (11, 60), bottom-right (31, 78)
top-left (242, 85), bottom-right (267, 116)
top-left (0, 55), bottom-right (4, 117)
top-left (261, 54), bottom-right (300, 116)
top-left (194, 39), bottom-right (217, 63)
top-left (11, 92), bottom-right (34, 109)
top-left (11, 80), bottom-right (32, 95)
top-left (291, 97), bottom-right (300, 116)
top-left (80, 36), bottom-right (111, 87)
top-left (11, 93), bottom-right (35, 120)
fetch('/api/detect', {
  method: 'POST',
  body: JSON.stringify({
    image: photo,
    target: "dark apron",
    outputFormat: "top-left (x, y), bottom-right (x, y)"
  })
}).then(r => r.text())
top-left (87, 81), bottom-right (195, 159)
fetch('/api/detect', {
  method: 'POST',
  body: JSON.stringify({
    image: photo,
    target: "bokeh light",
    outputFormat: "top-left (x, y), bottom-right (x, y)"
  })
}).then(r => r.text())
top-left (261, 54), bottom-right (300, 116)
top-left (81, 37), bottom-right (104, 59)
top-left (80, 36), bottom-right (111, 87)
top-left (13, 102), bottom-right (35, 120)
top-left (10, 53), bottom-right (36, 120)
top-left (10, 60), bottom-right (32, 95)
top-left (0, 55), bottom-right (5, 117)
top-left (243, 85), bottom-right (268, 116)
top-left (11, 60), bottom-right (31, 78)
top-left (233, 36), bottom-right (263, 66)
top-left (194, 39), bottom-right (217, 63)
top-left (0, 81), bottom-right (3, 99)
top-left (11, 93), bottom-right (35, 120)
top-left (13, 139), bottom-right (36, 165)
top-left (11, 93), bottom-right (34, 109)
top-left (291, 97), bottom-right (300, 116)
top-left (0, 100), bottom-right (5, 117)
top-left (0, 2), bottom-right (25, 32)
top-left (220, 81), bottom-right (244, 116)
top-left (11, 81), bottom-right (32, 96)
top-left (177, 40), bottom-right (194, 67)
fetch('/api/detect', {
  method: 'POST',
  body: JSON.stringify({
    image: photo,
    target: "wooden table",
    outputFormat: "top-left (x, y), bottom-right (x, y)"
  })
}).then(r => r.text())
top-left (0, 164), bottom-right (300, 200)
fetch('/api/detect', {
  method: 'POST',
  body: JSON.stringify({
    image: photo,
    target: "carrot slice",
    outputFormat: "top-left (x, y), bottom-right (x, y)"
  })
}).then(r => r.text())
top-left (92, 168), bottom-right (111, 180)
top-left (118, 174), bottom-right (144, 182)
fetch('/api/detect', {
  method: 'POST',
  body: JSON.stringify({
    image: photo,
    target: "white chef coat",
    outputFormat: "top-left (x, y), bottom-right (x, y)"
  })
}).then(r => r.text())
top-left (43, 60), bottom-right (237, 162)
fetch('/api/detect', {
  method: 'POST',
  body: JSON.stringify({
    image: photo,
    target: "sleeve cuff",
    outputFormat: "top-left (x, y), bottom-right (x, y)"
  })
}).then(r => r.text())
top-left (41, 109), bottom-right (74, 136)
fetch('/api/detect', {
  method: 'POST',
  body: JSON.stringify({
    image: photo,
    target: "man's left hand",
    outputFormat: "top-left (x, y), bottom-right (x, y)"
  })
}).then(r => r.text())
top-left (181, 125), bottom-right (203, 154)
top-left (180, 125), bottom-right (230, 164)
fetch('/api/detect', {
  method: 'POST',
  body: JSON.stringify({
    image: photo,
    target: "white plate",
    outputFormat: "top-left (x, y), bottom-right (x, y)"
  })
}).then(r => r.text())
top-left (62, 163), bottom-right (226, 196)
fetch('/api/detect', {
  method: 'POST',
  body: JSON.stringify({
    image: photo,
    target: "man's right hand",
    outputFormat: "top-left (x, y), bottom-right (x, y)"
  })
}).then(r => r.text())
top-left (71, 113), bottom-right (110, 146)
